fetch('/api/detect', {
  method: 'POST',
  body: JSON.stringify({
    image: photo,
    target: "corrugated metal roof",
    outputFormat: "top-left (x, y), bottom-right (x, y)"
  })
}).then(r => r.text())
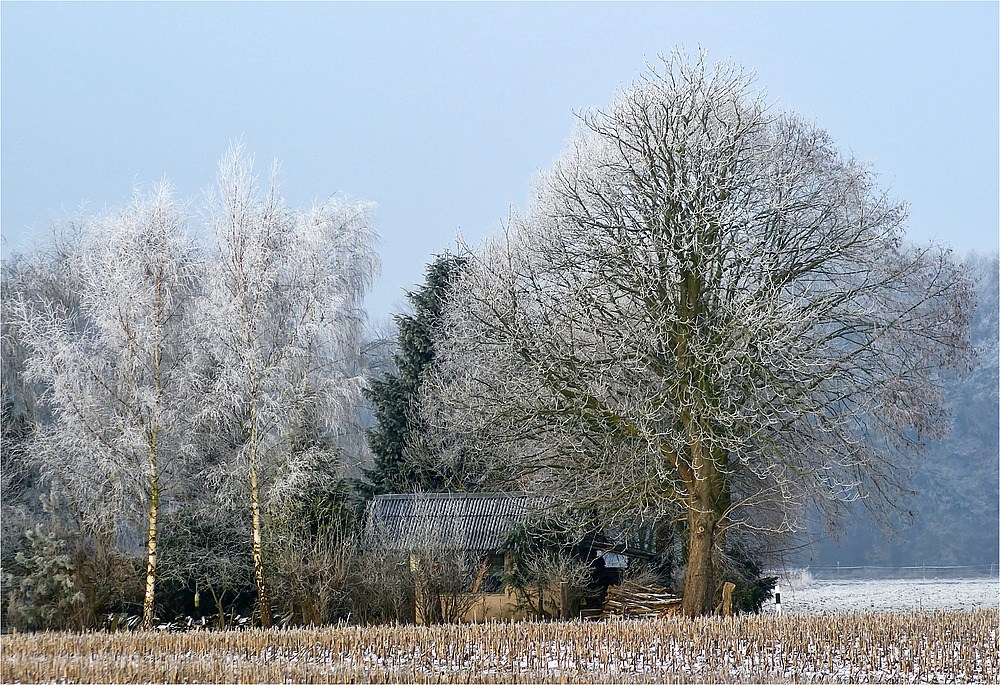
top-left (364, 492), bottom-right (532, 552)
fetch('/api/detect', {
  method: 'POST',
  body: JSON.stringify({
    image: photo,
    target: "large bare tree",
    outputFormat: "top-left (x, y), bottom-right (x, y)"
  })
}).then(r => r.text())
top-left (422, 53), bottom-right (975, 616)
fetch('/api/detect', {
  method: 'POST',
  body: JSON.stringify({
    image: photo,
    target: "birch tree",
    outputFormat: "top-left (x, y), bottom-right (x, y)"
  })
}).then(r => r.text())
top-left (202, 143), bottom-right (378, 627)
top-left (424, 52), bottom-right (976, 616)
top-left (15, 186), bottom-right (201, 629)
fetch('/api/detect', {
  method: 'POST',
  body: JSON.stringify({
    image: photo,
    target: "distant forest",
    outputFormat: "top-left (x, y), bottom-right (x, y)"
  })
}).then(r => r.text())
top-left (798, 252), bottom-right (999, 570)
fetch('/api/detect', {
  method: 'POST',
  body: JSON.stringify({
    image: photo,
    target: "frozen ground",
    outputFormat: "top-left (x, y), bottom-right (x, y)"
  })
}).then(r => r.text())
top-left (762, 576), bottom-right (1000, 615)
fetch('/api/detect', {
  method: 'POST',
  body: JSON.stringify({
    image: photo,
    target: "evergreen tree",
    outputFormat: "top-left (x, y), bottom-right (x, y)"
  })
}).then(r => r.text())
top-left (365, 254), bottom-right (467, 494)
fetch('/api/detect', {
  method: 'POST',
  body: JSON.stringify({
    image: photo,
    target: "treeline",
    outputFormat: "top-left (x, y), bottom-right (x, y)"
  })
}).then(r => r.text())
top-left (1, 143), bottom-right (390, 630)
top-left (0, 149), bottom-right (732, 631)
top-left (0, 145), bottom-right (622, 632)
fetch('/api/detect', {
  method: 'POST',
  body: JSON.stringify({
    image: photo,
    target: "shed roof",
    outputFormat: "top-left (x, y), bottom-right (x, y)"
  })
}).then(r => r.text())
top-left (364, 492), bottom-right (532, 552)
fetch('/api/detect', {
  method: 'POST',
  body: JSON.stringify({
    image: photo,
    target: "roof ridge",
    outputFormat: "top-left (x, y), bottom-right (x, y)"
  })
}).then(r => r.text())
top-left (372, 492), bottom-right (529, 500)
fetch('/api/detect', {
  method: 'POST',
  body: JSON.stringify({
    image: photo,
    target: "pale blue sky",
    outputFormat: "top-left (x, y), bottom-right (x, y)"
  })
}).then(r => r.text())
top-left (3, 2), bottom-right (997, 321)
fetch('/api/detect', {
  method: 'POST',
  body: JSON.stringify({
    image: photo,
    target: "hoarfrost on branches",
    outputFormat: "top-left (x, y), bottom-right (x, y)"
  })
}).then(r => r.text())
top-left (13, 184), bottom-right (201, 629)
top-left (5, 144), bottom-right (379, 628)
top-left (199, 142), bottom-right (378, 626)
top-left (421, 51), bottom-right (975, 616)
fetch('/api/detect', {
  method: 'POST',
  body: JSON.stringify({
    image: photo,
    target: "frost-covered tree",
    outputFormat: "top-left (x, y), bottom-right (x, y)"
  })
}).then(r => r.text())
top-left (201, 143), bottom-right (378, 627)
top-left (1, 226), bottom-right (86, 533)
top-left (13, 186), bottom-right (201, 629)
top-left (424, 52), bottom-right (975, 616)
top-left (3, 233), bottom-right (102, 628)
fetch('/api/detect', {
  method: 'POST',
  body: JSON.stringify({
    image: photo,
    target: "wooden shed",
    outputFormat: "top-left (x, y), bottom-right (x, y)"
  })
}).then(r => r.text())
top-left (363, 492), bottom-right (646, 621)
top-left (363, 492), bottom-right (533, 621)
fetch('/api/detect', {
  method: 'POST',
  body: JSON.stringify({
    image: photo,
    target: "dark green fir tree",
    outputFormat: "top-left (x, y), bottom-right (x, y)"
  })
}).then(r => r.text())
top-left (364, 253), bottom-right (467, 494)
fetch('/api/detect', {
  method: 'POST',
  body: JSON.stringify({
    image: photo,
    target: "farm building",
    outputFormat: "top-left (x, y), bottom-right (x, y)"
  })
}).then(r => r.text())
top-left (363, 492), bottom-right (641, 622)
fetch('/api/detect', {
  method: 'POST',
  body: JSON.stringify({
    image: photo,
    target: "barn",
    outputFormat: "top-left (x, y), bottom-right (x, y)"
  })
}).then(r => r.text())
top-left (363, 492), bottom-right (636, 622)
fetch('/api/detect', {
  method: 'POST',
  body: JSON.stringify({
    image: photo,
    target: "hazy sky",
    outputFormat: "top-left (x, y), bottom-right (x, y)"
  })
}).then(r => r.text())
top-left (3, 2), bottom-right (997, 322)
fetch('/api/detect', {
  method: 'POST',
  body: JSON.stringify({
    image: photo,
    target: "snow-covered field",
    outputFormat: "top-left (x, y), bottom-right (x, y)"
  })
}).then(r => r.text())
top-left (3, 573), bottom-right (997, 683)
top-left (4, 608), bottom-right (998, 684)
top-left (763, 575), bottom-right (1000, 615)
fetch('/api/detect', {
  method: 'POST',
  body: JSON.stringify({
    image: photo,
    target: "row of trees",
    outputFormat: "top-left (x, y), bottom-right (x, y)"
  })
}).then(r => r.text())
top-left (2, 143), bottom-right (378, 629)
top-left (2, 51), bottom-right (983, 624)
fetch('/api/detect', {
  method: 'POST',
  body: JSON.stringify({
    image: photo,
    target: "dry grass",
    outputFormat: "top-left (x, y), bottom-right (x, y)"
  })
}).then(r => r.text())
top-left (2, 609), bottom-right (997, 683)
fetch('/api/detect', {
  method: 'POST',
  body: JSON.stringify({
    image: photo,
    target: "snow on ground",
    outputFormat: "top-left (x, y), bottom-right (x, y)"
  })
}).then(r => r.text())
top-left (762, 576), bottom-right (1000, 615)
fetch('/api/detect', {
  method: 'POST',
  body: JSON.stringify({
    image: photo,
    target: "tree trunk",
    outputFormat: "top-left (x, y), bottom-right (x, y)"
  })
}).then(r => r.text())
top-left (209, 586), bottom-right (227, 629)
top-left (681, 502), bottom-right (717, 616)
top-left (680, 429), bottom-right (726, 616)
top-left (141, 483), bottom-right (158, 630)
top-left (246, 383), bottom-right (273, 629)
top-left (250, 458), bottom-right (272, 628)
top-left (720, 581), bottom-right (736, 616)
top-left (143, 277), bottom-right (164, 632)
top-left (677, 269), bottom-right (720, 617)
top-left (246, 444), bottom-right (272, 628)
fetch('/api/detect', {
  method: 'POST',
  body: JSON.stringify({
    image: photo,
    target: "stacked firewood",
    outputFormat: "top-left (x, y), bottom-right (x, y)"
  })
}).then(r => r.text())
top-left (602, 581), bottom-right (682, 618)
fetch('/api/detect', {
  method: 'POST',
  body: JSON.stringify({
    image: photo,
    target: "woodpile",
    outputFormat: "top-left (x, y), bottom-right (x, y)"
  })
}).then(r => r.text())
top-left (602, 581), bottom-right (682, 617)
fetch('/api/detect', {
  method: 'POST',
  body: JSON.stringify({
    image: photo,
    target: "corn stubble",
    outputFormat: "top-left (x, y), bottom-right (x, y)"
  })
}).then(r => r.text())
top-left (3, 610), bottom-right (997, 684)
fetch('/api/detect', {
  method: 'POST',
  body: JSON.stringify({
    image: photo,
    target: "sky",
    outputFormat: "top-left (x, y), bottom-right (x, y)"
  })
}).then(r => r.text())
top-left (2, 2), bottom-right (998, 323)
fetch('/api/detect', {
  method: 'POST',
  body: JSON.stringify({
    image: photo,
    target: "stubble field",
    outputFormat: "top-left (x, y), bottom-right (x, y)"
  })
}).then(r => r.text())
top-left (2, 608), bottom-right (997, 684)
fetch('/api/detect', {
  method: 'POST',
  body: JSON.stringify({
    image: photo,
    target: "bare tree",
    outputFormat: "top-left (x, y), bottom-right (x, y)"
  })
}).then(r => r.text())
top-left (156, 501), bottom-right (255, 629)
top-left (14, 185), bottom-right (201, 629)
top-left (201, 142), bottom-right (378, 627)
top-left (506, 547), bottom-right (592, 620)
top-left (422, 52), bottom-right (976, 616)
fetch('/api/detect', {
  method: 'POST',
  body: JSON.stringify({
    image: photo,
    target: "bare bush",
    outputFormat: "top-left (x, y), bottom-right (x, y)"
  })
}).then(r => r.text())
top-left (270, 524), bottom-right (357, 627)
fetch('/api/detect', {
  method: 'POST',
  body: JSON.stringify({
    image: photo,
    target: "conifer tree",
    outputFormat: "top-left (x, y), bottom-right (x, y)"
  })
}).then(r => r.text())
top-left (365, 254), bottom-right (466, 493)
